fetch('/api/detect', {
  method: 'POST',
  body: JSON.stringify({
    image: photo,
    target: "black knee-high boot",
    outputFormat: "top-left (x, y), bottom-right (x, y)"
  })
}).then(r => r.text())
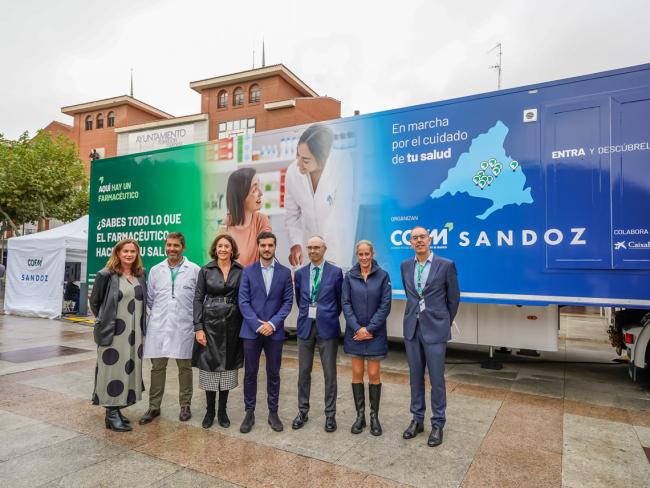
top-left (202, 391), bottom-right (216, 429)
top-left (217, 390), bottom-right (230, 428)
top-left (369, 383), bottom-right (382, 436)
top-left (351, 383), bottom-right (366, 434)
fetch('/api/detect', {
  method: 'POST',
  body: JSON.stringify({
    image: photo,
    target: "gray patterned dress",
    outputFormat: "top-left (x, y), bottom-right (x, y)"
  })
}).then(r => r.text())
top-left (92, 276), bottom-right (144, 407)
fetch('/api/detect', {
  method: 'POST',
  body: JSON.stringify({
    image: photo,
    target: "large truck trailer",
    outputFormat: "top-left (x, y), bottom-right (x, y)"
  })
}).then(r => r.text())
top-left (88, 63), bottom-right (650, 377)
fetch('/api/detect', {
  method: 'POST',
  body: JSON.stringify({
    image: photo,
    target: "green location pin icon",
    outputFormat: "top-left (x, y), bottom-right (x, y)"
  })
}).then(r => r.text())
top-left (486, 175), bottom-right (494, 185)
top-left (489, 158), bottom-right (497, 166)
top-left (510, 160), bottom-right (519, 171)
top-left (480, 161), bottom-right (489, 170)
top-left (477, 170), bottom-right (485, 177)
top-left (493, 166), bottom-right (501, 176)
top-left (478, 178), bottom-right (487, 189)
top-left (473, 175), bottom-right (481, 185)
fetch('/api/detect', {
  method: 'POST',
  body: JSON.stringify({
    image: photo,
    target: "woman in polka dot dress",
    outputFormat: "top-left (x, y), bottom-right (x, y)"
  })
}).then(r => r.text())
top-left (90, 239), bottom-right (148, 432)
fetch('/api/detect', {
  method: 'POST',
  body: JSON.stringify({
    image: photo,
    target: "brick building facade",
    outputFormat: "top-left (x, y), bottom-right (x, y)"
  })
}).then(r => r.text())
top-left (60, 96), bottom-right (172, 172)
top-left (50, 65), bottom-right (340, 172)
top-left (190, 64), bottom-right (340, 140)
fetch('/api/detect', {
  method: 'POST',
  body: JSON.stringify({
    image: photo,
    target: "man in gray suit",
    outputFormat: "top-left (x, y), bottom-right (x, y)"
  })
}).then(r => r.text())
top-left (400, 226), bottom-right (460, 447)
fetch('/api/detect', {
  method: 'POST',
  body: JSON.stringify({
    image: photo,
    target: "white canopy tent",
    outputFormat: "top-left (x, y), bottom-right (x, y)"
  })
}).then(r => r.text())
top-left (3, 215), bottom-right (88, 319)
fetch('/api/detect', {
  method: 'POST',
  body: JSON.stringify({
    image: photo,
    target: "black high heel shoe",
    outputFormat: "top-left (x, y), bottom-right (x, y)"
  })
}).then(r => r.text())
top-left (105, 407), bottom-right (132, 432)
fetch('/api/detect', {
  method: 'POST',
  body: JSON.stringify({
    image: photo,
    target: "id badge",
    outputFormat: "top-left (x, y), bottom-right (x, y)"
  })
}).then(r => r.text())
top-left (419, 299), bottom-right (426, 313)
top-left (308, 304), bottom-right (317, 319)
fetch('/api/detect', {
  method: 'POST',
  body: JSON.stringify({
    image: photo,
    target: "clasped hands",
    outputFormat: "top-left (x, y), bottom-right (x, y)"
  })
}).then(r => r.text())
top-left (353, 326), bottom-right (373, 341)
top-left (257, 320), bottom-right (274, 336)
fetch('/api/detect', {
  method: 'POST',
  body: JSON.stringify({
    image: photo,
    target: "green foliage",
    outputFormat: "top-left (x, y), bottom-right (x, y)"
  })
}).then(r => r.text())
top-left (0, 130), bottom-right (89, 235)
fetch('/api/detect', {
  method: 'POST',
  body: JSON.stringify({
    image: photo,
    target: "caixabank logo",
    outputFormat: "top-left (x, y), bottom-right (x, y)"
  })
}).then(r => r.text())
top-left (613, 228), bottom-right (650, 251)
top-left (21, 257), bottom-right (48, 282)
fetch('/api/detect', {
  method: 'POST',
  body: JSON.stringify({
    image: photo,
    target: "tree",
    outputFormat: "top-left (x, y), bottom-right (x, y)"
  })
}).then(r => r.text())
top-left (0, 130), bottom-right (89, 236)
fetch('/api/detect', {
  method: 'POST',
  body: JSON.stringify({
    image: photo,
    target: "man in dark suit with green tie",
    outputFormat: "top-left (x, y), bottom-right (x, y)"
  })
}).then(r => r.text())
top-left (400, 226), bottom-right (460, 447)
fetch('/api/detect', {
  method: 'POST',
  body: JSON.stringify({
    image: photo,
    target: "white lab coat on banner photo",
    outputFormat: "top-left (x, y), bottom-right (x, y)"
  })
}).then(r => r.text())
top-left (283, 152), bottom-right (357, 269)
top-left (144, 258), bottom-right (200, 359)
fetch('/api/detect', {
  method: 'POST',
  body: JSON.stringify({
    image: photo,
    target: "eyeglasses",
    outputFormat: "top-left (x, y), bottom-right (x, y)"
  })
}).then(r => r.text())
top-left (410, 234), bottom-right (428, 241)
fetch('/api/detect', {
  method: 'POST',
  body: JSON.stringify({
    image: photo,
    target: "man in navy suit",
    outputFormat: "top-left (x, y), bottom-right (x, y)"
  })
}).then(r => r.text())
top-left (292, 236), bottom-right (343, 432)
top-left (238, 231), bottom-right (294, 433)
top-left (400, 226), bottom-right (460, 447)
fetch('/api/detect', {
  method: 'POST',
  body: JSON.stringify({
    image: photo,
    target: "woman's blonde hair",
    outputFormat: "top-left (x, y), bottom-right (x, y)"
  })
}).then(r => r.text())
top-left (106, 239), bottom-right (144, 277)
top-left (355, 240), bottom-right (375, 255)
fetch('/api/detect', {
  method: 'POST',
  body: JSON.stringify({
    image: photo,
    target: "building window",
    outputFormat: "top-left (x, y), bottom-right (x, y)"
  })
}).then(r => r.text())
top-left (218, 118), bottom-right (256, 140)
top-left (249, 84), bottom-right (261, 103)
top-left (107, 111), bottom-right (115, 127)
top-left (85, 115), bottom-right (93, 130)
top-left (96, 113), bottom-right (104, 129)
top-left (217, 90), bottom-right (228, 109)
top-left (233, 87), bottom-right (244, 106)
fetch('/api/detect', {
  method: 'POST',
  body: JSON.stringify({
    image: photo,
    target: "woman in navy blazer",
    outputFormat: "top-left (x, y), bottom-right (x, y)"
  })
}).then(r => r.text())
top-left (342, 240), bottom-right (391, 436)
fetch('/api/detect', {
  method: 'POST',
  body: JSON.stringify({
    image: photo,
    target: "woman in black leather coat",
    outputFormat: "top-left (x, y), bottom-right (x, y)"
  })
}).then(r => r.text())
top-left (192, 234), bottom-right (244, 429)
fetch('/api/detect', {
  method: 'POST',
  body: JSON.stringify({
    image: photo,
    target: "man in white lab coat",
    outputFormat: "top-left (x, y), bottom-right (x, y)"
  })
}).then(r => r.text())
top-left (139, 232), bottom-right (200, 424)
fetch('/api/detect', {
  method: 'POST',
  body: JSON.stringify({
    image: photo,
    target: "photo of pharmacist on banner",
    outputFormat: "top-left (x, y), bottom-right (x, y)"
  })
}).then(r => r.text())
top-left (284, 124), bottom-right (356, 269)
top-left (221, 168), bottom-right (272, 267)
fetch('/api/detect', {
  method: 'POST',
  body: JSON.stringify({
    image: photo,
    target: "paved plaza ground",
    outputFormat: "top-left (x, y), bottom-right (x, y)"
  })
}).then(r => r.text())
top-left (0, 309), bottom-right (649, 487)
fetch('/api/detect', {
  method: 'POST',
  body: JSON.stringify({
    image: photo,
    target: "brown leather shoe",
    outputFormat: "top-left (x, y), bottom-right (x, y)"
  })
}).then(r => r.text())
top-left (138, 408), bottom-right (160, 425)
top-left (179, 405), bottom-right (192, 422)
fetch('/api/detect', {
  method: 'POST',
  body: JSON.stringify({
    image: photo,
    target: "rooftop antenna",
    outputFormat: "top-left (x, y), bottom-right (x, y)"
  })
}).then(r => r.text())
top-left (130, 68), bottom-right (134, 97)
top-left (262, 39), bottom-right (266, 67)
top-left (488, 43), bottom-right (502, 90)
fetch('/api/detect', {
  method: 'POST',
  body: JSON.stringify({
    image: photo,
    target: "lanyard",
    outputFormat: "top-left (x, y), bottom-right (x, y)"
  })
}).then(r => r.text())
top-left (310, 266), bottom-right (322, 303)
top-left (416, 262), bottom-right (426, 296)
top-left (168, 258), bottom-right (184, 298)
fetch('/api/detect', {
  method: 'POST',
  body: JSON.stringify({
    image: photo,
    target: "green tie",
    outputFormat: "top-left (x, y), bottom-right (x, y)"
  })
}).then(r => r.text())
top-left (310, 266), bottom-right (321, 303)
top-left (416, 263), bottom-right (426, 296)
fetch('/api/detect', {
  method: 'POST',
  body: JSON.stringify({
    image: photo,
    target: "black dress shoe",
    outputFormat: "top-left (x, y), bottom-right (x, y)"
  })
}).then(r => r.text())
top-left (179, 405), bottom-right (192, 422)
top-left (240, 410), bottom-right (255, 433)
top-left (105, 407), bottom-right (132, 432)
top-left (138, 408), bottom-right (160, 425)
top-left (291, 412), bottom-right (308, 430)
top-left (117, 409), bottom-right (131, 425)
top-left (402, 420), bottom-right (424, 439)
top-left (324, 415), bottom-right (337, 433)
top-left (268, 412), bottom-right (284, 432)
top-left (427, 425), bottom-right (443, 447)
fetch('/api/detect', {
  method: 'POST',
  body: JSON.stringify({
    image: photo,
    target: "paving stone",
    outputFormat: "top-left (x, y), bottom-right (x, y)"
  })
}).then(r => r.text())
top-left (510, 376), bottom-right (564, 398)
top-left (149, 468), bottom-right (239, 488)
top-left (633, 424), bottom-right (650, 447)
top-left (337, 424), bottom-right (480, 486)
top-left (0, 435), bottom-right (123, 488)
top-left (43, 451), bottom-right (180, 487)
top-left (0, 421), bottom-right (80, 461)
top-left (0, 409), bottom-right (41, 431)
top-left (562, 413), bottom-right (650, 487)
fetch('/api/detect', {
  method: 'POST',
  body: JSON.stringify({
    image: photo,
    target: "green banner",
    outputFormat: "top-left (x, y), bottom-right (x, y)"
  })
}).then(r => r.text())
top-left (88, 144), bottom-right (207, 281)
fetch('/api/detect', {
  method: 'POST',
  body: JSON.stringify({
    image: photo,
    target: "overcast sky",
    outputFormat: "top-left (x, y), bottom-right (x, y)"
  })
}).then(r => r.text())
top-left (0, 0), bottom-right (648, 140)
